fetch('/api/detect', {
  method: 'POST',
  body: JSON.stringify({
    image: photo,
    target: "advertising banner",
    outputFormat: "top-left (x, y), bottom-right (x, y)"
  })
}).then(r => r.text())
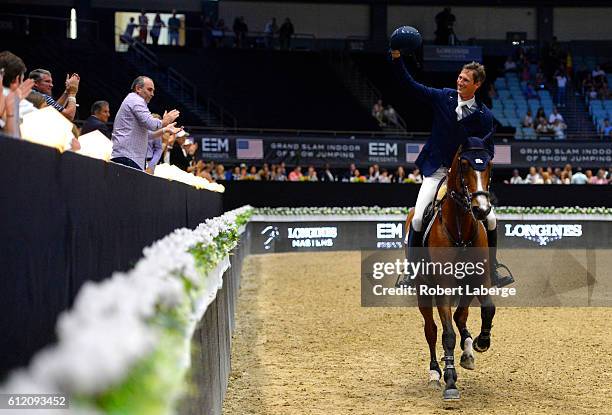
top-left (194, 135), bottom-right (515, 167)
top-left (250, 220), bottom-right (611, 253)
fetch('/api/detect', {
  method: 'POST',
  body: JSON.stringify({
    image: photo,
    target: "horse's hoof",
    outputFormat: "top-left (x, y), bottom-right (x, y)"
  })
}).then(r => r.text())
top-left (443, 388), bottom-right (461, 401)
top-left (473, 335), bottom-right (490, 353)
top-left (460, 353), bottom-right (475, 370)
top-left (428, 379), bottom-right (442, 390)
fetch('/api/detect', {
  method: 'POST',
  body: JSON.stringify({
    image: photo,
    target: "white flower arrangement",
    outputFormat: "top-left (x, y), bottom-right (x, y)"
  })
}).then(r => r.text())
top-left (0, 205), bottom-right (253, 414)
top-left (254, 206), bottom-right (612, 216)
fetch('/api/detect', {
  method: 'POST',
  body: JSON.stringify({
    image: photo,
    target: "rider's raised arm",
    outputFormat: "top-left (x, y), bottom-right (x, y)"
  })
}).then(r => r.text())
top-left (390, 51), bottom-right (442, 105)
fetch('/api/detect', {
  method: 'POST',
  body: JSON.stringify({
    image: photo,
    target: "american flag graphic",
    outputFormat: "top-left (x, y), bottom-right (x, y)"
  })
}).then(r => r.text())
top-left (405, 143), bottom-right (424, 163)
top-left (236, 139), bottom-right (263, 159)
top-left (492, 145), bottom-right (511, 165)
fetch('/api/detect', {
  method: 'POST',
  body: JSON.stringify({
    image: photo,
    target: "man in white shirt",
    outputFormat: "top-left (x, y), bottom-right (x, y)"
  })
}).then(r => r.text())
top-left (508, 169), bottom-right (524, 184)
top-left (548, 107), bottom-right (564, 124)
top-left (555, 71), bottom-right (568, 107)
top-left (571, 168), bottom-right (588, 184)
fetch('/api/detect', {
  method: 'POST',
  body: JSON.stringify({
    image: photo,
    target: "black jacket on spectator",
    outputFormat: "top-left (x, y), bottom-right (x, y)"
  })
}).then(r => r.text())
top-left (170, 145), bottom-right (190, 171)
top-left (81, 115), bottom-right (111, 139)
top-left (320, 169), bottom-right (336, 182)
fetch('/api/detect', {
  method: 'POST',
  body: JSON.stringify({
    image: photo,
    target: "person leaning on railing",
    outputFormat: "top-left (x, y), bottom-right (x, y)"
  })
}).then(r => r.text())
top-left (111, 75), bottom-right (181, 171)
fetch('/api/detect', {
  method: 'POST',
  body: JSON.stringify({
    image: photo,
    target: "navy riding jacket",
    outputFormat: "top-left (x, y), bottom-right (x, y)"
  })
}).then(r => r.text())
top-left (391, 57), bottom-right (495, 176)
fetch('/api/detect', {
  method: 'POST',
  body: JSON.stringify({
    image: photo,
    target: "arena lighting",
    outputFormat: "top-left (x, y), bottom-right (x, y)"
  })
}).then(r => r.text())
top-left (69, 8), bottom-right (77, 40)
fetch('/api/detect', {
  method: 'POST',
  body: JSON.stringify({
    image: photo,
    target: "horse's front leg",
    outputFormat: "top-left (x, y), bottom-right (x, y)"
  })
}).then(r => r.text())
top-left (474, 294), bottom-right (496, 353)
top-left (437, 302), bottom-right (460, 401)
top-left (453, 296), bottom-right (475, 369)
top-left (418, 295), bottom-right (442, 389)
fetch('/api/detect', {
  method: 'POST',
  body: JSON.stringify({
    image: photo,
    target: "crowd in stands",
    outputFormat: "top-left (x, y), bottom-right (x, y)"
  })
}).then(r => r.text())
top-left (0, 51), bottom-right (82, 149)
top-left (491, 44), bottom-right (573, 139)
top-left (120, 9), bottom-right (295, 50)
top-left (0, 47), bottom-right (424, 184)
top-left (121, 10), bottom-right (181, 46)
top-left (177, 161), bottom-right (424, 184)
top-left (201, 15), bottom-right (294, 49)
top-left (521, 106), bottom-right (567, 139)
top-left (204, 15), bottom-right (294, 49)
top-left (582, 66), bottom-right (609, 100)
top-left (506, 165), bottom-right (612, 185)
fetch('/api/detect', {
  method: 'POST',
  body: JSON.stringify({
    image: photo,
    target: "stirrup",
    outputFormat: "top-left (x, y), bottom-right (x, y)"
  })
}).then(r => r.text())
top-left (395, 274), bottom-right (414, 288)
top-left (491, 262), bottom-right (515, 288)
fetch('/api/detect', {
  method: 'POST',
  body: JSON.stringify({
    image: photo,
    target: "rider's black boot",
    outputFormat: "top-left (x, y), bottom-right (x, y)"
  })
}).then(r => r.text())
top-left (487, 228), bottom-right (515, 288)
top-left (396, 222), bottom-right (424, 288)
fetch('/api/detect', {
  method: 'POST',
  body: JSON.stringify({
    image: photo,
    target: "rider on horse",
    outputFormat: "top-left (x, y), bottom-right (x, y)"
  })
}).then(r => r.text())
top-left (390, 49), bottom-right (514, 288)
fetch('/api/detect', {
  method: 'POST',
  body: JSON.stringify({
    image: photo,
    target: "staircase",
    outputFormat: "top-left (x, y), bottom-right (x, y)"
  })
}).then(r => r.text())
top-left (323, 50), bottom-right (407, 134)
top-left (556, 84), bottom-right (597, 139)
top-left (124, 40), bottom-right (237, 128)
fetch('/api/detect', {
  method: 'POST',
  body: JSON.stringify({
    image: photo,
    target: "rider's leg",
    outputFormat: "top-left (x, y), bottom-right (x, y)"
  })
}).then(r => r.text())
top-left (400, 168), bottom-right (445, 286)
top-left (412, 167), bottom-right (447, 231)
top-left (485, 208), bottom-right (515, 287)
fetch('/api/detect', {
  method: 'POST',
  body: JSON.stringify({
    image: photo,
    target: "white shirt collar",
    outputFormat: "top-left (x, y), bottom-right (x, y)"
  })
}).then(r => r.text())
top-left (458, 95), bottom-right (476, 108)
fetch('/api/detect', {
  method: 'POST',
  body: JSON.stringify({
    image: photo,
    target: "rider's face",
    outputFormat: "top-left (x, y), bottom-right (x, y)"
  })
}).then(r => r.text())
top-left (457, 70), bottom-right (481, 99)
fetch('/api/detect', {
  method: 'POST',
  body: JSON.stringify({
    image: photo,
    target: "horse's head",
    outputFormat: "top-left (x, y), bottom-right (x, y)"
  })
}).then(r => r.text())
top-left (448, 134), bottom-right (493, 221)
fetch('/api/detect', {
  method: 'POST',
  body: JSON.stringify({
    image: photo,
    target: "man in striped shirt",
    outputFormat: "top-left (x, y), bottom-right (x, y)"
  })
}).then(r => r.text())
top-left (111, 76), bottom-right (180, 170)
top-left (29, 69), bottom-right (79, 121)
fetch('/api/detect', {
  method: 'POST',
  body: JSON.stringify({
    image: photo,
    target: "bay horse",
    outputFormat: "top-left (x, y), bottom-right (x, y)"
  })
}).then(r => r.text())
top-left (405, 135), bottom-right (497, 401)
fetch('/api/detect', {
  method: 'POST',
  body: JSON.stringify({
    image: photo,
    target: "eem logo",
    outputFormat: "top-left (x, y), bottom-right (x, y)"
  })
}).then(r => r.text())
top-left (369, 142), bottom-right (398, 157)
top-left (377, 223), bottom-right (402, 239)
top-left (376, 223), bottom-right (403, 249)
top-left (504, 224), bottom-right (582, 246)
top-left (201, 137), bottom-right (229, 153)
top-left (287, 226), bottom-right (338, 248)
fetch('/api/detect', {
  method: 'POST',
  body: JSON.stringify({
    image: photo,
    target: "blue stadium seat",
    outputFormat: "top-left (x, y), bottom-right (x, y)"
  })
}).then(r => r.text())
top-left (514, 129), bottom-right (524, 140)
top-left (503, 108), bottom-right (517, 118)
top-left (590, 100), bottom-right (604, 112)
top-left (523, 127), bottom-right (537, 140)
top-left (494, 79), bottom-right (506, 89)
top-left (507, 117), bottom-right (520, 127)
top-left (537, 90), bottom-right (552, 99)
top-left (592, 109), bottom-right (607, 119)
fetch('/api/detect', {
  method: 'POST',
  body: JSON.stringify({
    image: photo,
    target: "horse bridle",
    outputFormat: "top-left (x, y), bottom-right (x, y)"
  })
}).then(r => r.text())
top-left (439, 148), bottom-right (492, 248)
top-left (448, 148), bottom-right (492, 218)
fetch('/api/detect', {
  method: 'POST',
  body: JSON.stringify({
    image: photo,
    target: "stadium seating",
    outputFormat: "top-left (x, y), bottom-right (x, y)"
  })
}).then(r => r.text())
top-left (491, 72), bottom-right (554, 139)
top-left (588, 99), bottom-right (612, 133)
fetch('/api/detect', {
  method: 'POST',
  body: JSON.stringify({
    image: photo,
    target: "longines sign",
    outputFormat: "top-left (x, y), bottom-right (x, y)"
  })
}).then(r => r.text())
top-left (504, 224), bottom-right (583, 246)
top-left (250, 220), bottom-right (608, 253)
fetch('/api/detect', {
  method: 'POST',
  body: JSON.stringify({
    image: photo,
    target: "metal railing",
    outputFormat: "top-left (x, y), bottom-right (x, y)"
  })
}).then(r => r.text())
top-left (184, 27), bottom-right (317, 50)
